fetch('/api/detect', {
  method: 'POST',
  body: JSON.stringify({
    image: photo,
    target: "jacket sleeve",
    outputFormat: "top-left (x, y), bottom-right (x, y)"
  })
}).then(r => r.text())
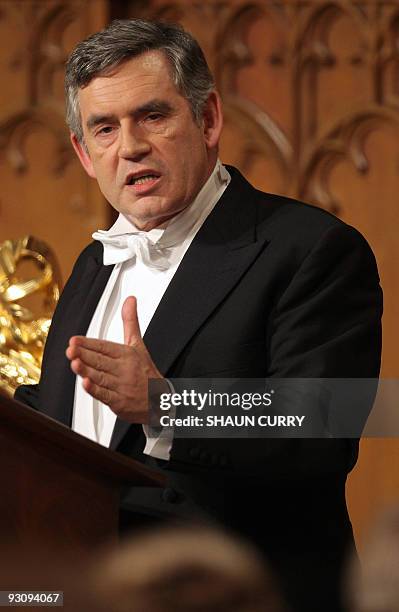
top-left (268, 223), bottom-right (382, 379)
top-left (14, 383), bottom-right (40, 410)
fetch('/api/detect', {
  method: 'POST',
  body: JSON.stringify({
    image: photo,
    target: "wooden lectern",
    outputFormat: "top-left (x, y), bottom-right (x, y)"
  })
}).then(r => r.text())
top-left (0, 392), bottom-right (165, 556)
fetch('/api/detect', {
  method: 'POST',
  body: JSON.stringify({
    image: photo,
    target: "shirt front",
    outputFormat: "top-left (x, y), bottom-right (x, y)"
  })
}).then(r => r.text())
top-left (72, 160), bottom-right (231, 459)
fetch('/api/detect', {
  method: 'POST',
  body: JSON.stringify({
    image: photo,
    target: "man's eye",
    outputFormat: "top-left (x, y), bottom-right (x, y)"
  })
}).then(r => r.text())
top-left (97, 126), bottom-right (114, 135)
top-left (146, 113), bottom-right (162, 121)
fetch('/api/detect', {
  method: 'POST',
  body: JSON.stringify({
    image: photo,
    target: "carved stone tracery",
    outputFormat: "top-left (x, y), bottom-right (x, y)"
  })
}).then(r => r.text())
top-left (0, 1), bottom-right (90, 176)
top-left (0, 0), bottom-right (109, 282)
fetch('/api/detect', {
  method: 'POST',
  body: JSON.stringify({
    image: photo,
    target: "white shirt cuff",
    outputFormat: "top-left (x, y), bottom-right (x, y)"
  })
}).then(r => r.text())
top-left (142, 379), bottom-right (175, 461)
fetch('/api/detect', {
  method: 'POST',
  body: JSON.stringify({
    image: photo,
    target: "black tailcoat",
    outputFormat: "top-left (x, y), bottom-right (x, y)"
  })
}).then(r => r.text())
top-left (16, 167), bottom-right (382, 612)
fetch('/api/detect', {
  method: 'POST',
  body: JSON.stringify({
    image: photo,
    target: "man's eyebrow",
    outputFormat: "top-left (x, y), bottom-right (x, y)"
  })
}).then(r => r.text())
top-left (86, 100), bottom-right (173, 131)
top-left (132, 100), bottom-right (174, 117)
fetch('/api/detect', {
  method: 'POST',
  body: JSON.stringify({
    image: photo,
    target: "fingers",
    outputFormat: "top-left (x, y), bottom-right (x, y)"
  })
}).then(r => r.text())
top-left (65, 297), bottom-right (156, 424)
top-left (81, 376), bottom-right (148, 423)
top-left (81, 377), bottom-right (121, 407)
top-left (68, 335), bottom-right (124, 358)
top-left (70, 357), bottom-right (119, 391)
top-left (66, 343), bottom-right (117, 374)
top-left (122, 296), bottom-right (142, 346)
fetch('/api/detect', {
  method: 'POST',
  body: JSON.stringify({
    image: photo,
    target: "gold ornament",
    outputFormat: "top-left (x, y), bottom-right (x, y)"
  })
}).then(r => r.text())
top-left (0, 236), bottom-right (61, 396)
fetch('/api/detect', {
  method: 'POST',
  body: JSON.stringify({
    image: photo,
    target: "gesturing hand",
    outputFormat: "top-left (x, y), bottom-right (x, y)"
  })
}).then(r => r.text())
top-left (65, 296), bottom-right (164, 424)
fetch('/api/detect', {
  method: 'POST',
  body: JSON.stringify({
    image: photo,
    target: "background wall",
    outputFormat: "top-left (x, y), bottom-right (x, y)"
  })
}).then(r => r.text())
top-left (0, 0), bottom-right (108, 276)
top-left (1, 0), bottom-right (398, 546)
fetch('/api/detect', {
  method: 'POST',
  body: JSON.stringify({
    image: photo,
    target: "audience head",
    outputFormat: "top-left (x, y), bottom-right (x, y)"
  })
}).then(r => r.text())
top-left (87, 525), bottom-right (286, 612)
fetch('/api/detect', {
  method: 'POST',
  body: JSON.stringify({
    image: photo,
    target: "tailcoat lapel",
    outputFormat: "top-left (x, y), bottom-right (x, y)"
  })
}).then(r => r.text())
top-left (39, 245), bottom-right (113, 426)
top-left (110, 168), bottom-right (270, 449)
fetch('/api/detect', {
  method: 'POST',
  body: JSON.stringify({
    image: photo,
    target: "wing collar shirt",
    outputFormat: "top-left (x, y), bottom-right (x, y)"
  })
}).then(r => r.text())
top-left (72, 160), bottom-right (231, 460)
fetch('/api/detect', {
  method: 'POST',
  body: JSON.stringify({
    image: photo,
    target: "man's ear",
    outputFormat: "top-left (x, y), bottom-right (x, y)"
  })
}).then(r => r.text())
top-left (202, 91), bottom-right (223, 149)
top-left (70, 133), bottom-right (96, 179)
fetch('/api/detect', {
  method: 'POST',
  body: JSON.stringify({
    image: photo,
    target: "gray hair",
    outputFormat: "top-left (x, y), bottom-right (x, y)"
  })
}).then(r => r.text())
top-left (65, 19), bottom-right (215, 142)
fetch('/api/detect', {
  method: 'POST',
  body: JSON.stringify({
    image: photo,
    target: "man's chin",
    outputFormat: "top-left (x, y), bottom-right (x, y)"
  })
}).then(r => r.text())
top-left (119, 198), bottom-right (186, 231)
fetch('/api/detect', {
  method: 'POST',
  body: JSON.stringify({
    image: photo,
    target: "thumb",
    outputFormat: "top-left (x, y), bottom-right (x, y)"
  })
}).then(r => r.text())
top-left (122, 296), bottom-right (142, 346)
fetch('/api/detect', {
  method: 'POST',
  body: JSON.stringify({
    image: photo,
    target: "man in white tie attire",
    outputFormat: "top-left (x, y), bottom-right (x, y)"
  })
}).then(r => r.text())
top-left (15, 18), bottom-right (382, 612)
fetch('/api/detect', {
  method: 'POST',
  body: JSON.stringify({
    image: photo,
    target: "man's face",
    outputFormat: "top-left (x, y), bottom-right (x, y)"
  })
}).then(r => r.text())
top-left (71, 51), bottom-right (222, 230)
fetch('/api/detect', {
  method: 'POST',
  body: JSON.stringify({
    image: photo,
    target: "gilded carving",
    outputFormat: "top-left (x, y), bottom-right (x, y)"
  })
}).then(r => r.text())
top-left (0, 236), bottom-right (61, 396)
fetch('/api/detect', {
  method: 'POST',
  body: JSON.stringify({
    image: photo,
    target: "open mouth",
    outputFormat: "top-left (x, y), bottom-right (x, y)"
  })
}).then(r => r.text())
top-left (126, 173), bottom-right (160, 186)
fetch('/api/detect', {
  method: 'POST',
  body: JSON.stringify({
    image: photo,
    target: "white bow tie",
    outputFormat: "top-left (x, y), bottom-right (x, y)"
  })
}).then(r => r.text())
top-left (92, 231), bottom-right (171, 270)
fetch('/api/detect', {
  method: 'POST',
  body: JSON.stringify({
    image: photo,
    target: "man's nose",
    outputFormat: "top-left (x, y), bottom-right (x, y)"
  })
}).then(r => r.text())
top-left (118, 125), bottom-right (151, 160)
